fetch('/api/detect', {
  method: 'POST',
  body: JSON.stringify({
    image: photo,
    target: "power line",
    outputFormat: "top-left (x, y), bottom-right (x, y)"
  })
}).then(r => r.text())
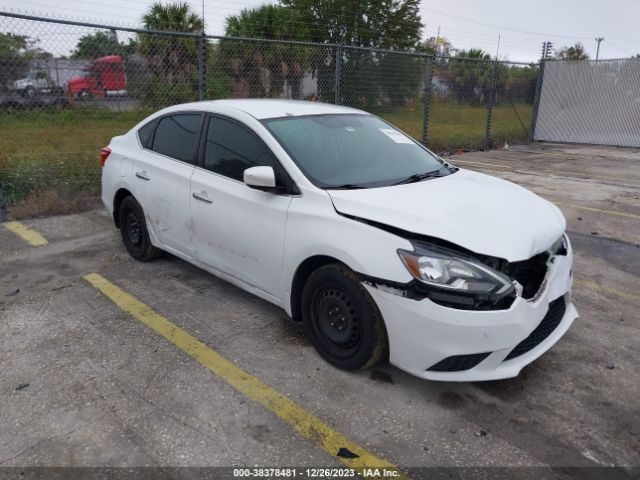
top-left (3, 2), bottom-right (639, 62)
top-left (421, 6), bottom-right (596, 40)
top-left (4, 1), bottom-right (141, 21)
top-left (604, 40), bottom-right (636, 57)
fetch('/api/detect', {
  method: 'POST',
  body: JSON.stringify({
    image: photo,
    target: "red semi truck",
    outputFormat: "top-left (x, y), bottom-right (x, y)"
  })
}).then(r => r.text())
top-left (67, 55), bottom-right (127, 99)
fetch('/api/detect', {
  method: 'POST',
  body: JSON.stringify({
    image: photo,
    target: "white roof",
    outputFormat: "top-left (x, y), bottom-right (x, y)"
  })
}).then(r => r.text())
top-left (175, 99), bottom-right (365, 120)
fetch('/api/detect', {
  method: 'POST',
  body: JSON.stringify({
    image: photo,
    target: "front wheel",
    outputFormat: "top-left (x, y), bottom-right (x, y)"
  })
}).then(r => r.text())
top-left (23, 86), bottom-right (36, 98)
top-left (118, 196), bottom-right (162, 262)
top-left (301, 264), bottom-right (388, 370)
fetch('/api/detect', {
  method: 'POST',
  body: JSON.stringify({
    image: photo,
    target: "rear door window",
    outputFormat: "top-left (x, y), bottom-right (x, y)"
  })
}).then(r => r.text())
top-left (151, 114), bottom-right (202, 164)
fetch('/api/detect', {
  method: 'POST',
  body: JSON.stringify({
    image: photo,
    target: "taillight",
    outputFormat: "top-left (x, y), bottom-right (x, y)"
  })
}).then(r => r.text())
top-left (100, 147), bottom-right (111, 167)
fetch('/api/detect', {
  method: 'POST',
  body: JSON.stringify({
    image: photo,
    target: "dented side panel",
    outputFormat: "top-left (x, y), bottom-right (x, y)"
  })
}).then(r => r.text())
top-left (133, 148), bottom-right (196, 256)
top-left (281, 189), bottom-right (414, 316)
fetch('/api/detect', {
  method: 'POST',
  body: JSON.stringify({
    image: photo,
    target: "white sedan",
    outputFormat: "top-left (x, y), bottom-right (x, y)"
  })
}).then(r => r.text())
top-left (100, 99), bottom-right (578, 381)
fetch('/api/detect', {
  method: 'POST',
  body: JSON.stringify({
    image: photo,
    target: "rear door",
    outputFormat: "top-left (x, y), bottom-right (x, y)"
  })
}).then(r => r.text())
top-left (133, 112), bottom-right (203, 256)
top-left (190, 114), bottom-right (295, 299)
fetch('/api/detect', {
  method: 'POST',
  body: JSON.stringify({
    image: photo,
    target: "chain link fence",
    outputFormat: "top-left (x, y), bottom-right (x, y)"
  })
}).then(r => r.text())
top-left (0, 11), bottom-right (538, 219)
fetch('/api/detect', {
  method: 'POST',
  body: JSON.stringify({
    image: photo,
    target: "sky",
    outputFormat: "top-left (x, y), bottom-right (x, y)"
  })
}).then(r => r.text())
top-left (1, 0), bottom-right (639, 62)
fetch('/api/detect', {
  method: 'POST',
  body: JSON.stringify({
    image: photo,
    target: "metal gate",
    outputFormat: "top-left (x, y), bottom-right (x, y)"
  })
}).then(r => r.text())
top-left (534, 58), bottom-right (640, 147)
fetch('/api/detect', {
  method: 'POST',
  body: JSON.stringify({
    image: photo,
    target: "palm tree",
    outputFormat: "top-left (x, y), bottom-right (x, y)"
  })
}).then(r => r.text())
top-left (143, 2), bottom-right (203, 33)
top-left (450, 49), bottom-right (496, 105)
top-left (222, 5), bottom-right (313, 98)
top-left (138, 2), bottom-right (204, 81)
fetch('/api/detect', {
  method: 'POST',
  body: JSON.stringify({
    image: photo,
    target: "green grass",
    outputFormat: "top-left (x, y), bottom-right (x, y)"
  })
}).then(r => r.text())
top-left (0, 101), bottom-right (532, 213)
top-left (376, 101), bottom-right (533, 151)
top-left (0, 108), bottom-right (151, 206)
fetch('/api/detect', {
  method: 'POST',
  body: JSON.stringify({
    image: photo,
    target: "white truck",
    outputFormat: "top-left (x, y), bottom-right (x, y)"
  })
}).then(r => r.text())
top-left (13, 70), bottom-right (62, 98)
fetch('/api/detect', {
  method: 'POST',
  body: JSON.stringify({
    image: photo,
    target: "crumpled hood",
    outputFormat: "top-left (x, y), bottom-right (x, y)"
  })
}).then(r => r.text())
top-left (328, 168), bottom-right (566, 262)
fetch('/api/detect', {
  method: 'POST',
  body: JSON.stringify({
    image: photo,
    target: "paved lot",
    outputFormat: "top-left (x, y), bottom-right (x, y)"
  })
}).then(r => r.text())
top-left (1, 143), bottom-right (639, 476)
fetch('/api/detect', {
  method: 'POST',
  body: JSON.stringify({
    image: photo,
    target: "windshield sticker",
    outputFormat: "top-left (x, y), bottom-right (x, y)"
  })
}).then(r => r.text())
top-left (379, 128), bottom-right (413, 144)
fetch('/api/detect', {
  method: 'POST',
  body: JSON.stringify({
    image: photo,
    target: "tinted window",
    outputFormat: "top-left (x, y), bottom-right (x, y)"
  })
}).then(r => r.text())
top-left (151, 114), bottom-right (201, 164)
top-left (263, 114), bottom-right (451, 188)
top-left (137, 119), bottom-right (157, 149)
top-left (204, 117), bottom-right (278, 182)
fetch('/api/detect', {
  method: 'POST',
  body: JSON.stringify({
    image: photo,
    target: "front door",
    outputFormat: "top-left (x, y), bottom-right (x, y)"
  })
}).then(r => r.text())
top-left (190, 115), bottom-right (294, 299)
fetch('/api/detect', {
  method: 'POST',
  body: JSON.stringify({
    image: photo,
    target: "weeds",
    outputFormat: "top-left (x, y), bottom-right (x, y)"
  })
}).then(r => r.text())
top-left (0, 101), bottom-right (532, 220)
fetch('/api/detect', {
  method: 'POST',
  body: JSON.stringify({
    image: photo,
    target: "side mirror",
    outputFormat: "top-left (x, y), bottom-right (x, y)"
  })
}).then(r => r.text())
top-left (243, 166), bottom-right (276, 190)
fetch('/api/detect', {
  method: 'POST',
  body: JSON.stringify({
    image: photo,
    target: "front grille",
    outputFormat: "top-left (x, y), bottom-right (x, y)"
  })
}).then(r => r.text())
top-left (427, 352), bottom-right (491, 372)
top-left (486, 236), bottom-right (566, 301)
top-left (504, 297), bottom-right (566, 361)
top-left (501, 251), bottom-right (550, 299)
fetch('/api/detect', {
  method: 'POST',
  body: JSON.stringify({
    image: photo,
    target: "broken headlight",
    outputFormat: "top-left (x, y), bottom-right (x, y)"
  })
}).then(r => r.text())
top-left (397, 243), bottom-right (514, 297)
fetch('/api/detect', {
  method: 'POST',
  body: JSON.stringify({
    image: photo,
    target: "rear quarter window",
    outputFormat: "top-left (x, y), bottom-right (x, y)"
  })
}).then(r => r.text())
top-left (137, 119), bottom-right (157, 149)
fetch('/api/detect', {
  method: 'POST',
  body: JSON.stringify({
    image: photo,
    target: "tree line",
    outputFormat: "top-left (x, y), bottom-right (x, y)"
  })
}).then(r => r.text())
top-left (0, 1), bottom-right (607, 107)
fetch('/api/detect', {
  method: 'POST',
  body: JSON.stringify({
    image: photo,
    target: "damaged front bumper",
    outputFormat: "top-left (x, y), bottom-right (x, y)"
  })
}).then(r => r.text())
top-left (365, 242), bottom-right (578, 381)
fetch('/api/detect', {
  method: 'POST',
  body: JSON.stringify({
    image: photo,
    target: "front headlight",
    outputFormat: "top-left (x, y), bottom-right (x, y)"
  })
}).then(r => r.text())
top-left (397, 243), bottom-right (514, 296)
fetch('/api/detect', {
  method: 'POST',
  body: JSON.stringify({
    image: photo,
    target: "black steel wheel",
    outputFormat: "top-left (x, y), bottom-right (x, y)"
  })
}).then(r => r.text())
top-left (118, 196), bottom-right (161, 262)
top-left (301, 264), bottom-right (387, 370)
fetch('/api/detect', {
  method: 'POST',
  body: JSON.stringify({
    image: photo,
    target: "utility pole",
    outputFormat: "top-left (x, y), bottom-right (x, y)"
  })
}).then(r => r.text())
top-left (595, 37), bottom-right (604, 61)
top-left (541, 41), bottom-right (553, 60)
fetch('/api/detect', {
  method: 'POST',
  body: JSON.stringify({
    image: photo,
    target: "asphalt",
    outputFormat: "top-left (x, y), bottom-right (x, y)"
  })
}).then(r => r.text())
top-left (0, 143), bottom-right (638, 476)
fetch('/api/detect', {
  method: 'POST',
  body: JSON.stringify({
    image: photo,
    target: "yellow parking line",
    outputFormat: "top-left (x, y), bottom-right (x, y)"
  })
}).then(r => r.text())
top-left (555, 203), bottom-right (640, 220)
top-left (575, 278), bottom-right (640, 304)
top-left (84, 273), bottom-right (404, 476)
top-left (451, 161), bottom-right (639, 220)
top-left (452, 159), bottom-right (511, 169)
top-left (553, 171), bottom-right (633, 183)
top-left (2, 221), bottom-right (48, 246)
top-left (452, 159), bottom-right (634, 184)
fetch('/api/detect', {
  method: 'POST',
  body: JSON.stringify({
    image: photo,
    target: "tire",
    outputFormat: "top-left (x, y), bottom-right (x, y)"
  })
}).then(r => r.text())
top-left (23, 86), bottom-right (36, 98)
top-left (301, 263), bottom-right (388, 370)
top-left (118, 196), bottom-right (162, 262)
top-left (53, 97), bottom-right (70, 110)
top-left (78, 89), bottom-right (91, 100)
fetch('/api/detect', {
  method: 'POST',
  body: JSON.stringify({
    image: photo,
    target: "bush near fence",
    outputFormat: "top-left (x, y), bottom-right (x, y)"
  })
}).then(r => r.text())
top-left (0, 12), bottom-right (539, 220)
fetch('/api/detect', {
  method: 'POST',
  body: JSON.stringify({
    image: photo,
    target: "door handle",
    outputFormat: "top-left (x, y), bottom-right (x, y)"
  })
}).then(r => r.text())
top-left (192, 191), bottom-right (213, 204)
top-left (135, 170), bottom-right (150, 181)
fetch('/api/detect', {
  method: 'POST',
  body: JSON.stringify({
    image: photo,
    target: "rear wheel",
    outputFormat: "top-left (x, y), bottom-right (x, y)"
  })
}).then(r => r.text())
top-left (301, 264), bottom-right (388, 370)
top-left (118, 196), bottom-right (161, 262)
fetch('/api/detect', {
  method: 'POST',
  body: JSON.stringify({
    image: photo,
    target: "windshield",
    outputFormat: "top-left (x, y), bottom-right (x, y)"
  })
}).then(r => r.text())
top-left (262, 114), bottom-right (453, 188)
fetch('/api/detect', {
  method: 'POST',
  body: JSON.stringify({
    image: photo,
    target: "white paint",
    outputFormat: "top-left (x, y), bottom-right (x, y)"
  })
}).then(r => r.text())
top-left (243, 166), bottom-right (276, 188)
